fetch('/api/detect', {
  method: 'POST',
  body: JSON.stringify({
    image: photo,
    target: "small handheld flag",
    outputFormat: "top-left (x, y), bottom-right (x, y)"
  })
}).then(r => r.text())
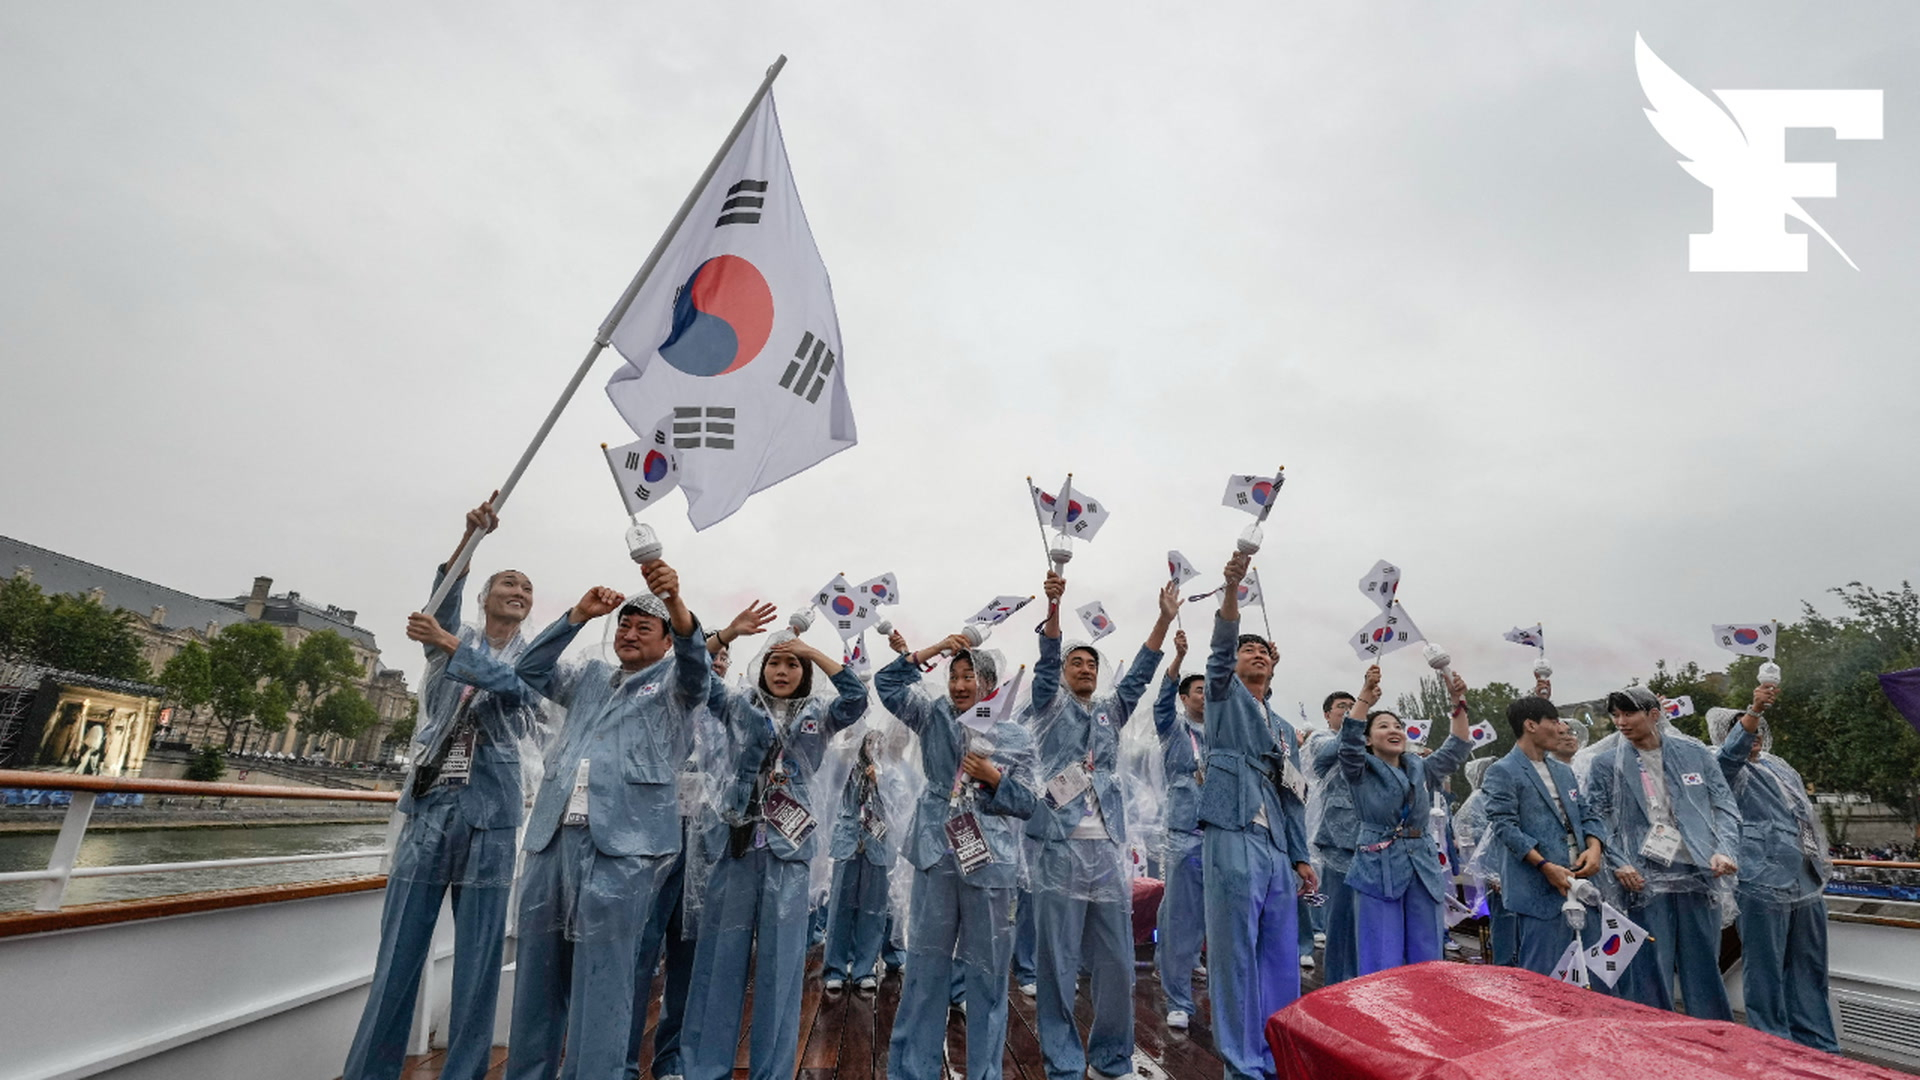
top-left (855, 572), bottom-right (900, 607)
top-left (968, 595), bottom-right (1034, 626)
top-left (603, 417), bottom-right (682, 516)
top-left (1403, 719), bottom-right (1431, 745)
top-left (1582, 902), bottom-right (1649, 988)
top-left (1222, 472), bottom-right (1284, 519)
top-left (961, 664), bottom-right (1026, 733)
top-left (1076, 601), bottom-right (1116, 643)
top-left (812, 574), bottom-right (879, 639)
top-left (1662, 695), bottom-right (1695, 721)
top-left (1713, 622), bottom-right (1778, 658)
top-left (1504, 623), bottom-right (1546, 652)
top-left (1357, 560), bottom-right (1401, 613)
top-left (1167, 550), bottom-right (1200, 587)
top-left (843, 634), bottom-right (872, 679)
top-left (1030, 477), bottom-right (1111, 541)
top-left (1349, 602), bottom-right (1423, 662)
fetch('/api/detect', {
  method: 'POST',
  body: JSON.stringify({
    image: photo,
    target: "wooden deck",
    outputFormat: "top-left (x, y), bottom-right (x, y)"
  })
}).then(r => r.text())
top-left (391, 939), bottom-right (1344, 1080)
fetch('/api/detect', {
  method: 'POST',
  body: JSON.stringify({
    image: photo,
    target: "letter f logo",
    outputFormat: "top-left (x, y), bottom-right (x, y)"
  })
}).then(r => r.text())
top-left (1636, 34), bottom-right (1882, 271)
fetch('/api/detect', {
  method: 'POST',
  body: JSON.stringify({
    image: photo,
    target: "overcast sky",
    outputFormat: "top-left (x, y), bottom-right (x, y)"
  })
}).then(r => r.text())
top-left (3, 3), bottom-right (1915, 716)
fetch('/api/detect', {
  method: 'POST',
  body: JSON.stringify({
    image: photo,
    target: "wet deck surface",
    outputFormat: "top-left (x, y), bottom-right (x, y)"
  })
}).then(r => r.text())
top-left (393, 939), bottom-right (1347, 1080)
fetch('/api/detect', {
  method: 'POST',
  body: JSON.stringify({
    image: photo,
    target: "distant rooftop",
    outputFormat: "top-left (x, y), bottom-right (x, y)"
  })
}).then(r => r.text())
top-left (1, 535), bottom-right (251, 637)
top-left (215, 592), bottom-right (377, 650)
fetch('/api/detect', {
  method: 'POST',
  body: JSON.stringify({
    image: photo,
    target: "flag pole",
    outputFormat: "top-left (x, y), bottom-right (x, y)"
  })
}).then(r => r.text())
top-left (416, 55), bottom-right (789, 619)
top-left (1025, 477), bottom-right (1053, 566)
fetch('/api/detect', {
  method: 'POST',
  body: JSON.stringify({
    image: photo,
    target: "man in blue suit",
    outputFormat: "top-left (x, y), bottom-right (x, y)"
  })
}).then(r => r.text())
top-left (1482, 695), bottom-right (1607, 976)
top-left (345, 497), bottom-right (544, 1080)
top-left (1711, 688), bottom-right (1839, 1050)
top-left (1586, 687), bottom-right (1741, 1019)
top-left (1302, 689), bottom-right (1361, 984)
top-left (504, 565), bottom-right (715, 1080)
top-left (1201, 551), bottom-right (1315, 1080)
top-left (1152, 631), bottom-right (1207, 1029)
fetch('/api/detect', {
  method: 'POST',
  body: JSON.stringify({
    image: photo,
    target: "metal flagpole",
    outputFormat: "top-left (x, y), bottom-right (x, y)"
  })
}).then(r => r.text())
top-left (416, 54), bottom-right (789, 619)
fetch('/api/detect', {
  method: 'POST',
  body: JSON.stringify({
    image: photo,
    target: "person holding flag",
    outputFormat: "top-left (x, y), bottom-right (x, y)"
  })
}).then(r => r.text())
top-left (877, 625), bottom-right (1039, 1080)
top-left (500, 565), bottom-right (711, 1080)
top-left (344, 497), bottom-right (545, 1080)
top-left (1201, 551), bottom-right (1316, 1080)
top-left (680, 621), bottom-right (870, 1080)
top-left (1023, 576), bottom-right (1176, 1080)
top-left (1151, 629), bottom-right (1208, 1029)
top-left (1337, 662), bottom-right (1476, 974)
top-left (1710, 689), bottom-right (1839, 1050)
top-left (1584, 687), bottom-right (1741, 1019)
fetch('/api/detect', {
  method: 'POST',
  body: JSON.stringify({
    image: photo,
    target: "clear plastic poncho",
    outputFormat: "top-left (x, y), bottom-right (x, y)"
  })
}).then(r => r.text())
top-left (1454, 756), bottom-right (1499, 894)
top-left (1707, 707), bottom-right (1831, 906)
top-left (1580, 717), bottom-right (1741, 922)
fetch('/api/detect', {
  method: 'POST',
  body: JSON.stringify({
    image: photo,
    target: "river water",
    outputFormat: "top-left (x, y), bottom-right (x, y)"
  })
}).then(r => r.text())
top-left (0, 822), bottom-right (389, 911)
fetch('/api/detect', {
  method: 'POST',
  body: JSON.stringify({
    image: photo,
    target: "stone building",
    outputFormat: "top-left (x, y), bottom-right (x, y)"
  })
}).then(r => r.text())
top-left (0, 535), bottom-right (414, 766)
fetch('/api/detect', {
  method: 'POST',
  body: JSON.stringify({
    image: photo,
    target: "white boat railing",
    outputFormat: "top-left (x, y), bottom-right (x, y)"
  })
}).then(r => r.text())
top-left (0, 768), bottom-right (399, 913)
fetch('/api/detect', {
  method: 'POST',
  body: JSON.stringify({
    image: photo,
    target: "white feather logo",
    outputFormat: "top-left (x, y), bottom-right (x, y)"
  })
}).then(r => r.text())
top-left (1635, 33), bottom-right (1860, 270)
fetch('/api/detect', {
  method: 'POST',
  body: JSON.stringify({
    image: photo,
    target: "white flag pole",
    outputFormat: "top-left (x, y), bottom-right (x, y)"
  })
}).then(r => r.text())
top-left (416, 55), bottom-right (789, 619)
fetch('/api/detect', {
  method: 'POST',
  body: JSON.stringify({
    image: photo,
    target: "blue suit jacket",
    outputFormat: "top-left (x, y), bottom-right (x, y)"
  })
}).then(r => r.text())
top-left (1339, 717), bottom-right (1472, 903)
top-left (1152, 673), bottom-right (1204, 836)
top-left (1483, 746), bottom-right (1606, 921)
top-left (1716, 724), bottom-right (1823, 901)
top-left (400, 566), bottom-right (541, 829)
top-left (875, 655), bottom-right (1037, 889)
top-left (1585, 734), bottom-right (1741, 881)
top-left (827, 759), bottom-right (897, 868)
top-left (1196, 614), bottom-right (1309, 866)
top-left (1304, 728), bottom-right (1358, 874)
top-left (513, 613), bottom-right (710, 858)
top-left (1025, 635), bottom-right (1160, 843)
top-left (705, 667), bottom-right (869, 864)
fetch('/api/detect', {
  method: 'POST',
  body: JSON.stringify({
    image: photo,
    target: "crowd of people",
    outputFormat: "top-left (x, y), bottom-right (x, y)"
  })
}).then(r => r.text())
top-left (341, 498), bottom-right (1849, 1080)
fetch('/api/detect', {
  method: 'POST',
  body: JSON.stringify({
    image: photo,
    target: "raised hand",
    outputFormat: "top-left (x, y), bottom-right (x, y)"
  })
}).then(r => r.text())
top-left (1043, 571), bottom-right (1066, 603)
top-left (1223, 551), bottom-right (1250, 587)
top-left (887, 629), bottom-right (910, 656)
top-left (1157, 581), bottom-right (1180, 622)
top-left (641, 560), bottom-right (680, 601)
top-left (465, 491), bottom-right (501, 536)
top-left (726, 601), bottom-right (778, 643)
top-left (1173, 629), bottom-right (1188, 661)
top-left (572, 586), bottom-right (625, 623)
top-left (1358, 663), bottom-right (1383, 708)
top-left (406, 612), bottom-right (460, 654)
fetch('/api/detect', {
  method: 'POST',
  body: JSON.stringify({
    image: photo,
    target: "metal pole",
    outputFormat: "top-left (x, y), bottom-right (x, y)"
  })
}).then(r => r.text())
top-left (415, 55), bottom-right (789, 620)
top-left (1025, 477), bottom-right (1053, 565)
top-left (35, 791), bottom-right (96, 911)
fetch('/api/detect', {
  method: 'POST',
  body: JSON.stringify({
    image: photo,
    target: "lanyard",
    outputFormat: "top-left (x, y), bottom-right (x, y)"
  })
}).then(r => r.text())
top-left (1638, 759), bottom-right (1665, 814)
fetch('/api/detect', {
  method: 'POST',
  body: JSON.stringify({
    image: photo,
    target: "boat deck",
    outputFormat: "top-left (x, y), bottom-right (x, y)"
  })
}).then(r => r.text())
top-left (389, 940), bottom-right (1350, 1080)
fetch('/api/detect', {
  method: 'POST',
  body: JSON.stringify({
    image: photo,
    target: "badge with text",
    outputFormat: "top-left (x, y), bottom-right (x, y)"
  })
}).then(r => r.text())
top-left (762, 787), bottom-right (819, 847)
top-left (1046, 762), bottom-right (1093, 809)
top-left (439, 726), bottom-right (475, 786)
top-left (861, 799), bottom-right (888, 840)
top-left (1640, 822), bottom-right (1682, 866)
top-left (946, 811), bottom-right (994, 874)
top-left (563, 759), bottom-right (592, 826)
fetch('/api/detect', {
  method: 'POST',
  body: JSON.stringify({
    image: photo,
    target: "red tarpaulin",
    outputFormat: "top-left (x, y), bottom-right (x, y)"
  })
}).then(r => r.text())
top-left (1266, 962), bottom-right (1902, 1080)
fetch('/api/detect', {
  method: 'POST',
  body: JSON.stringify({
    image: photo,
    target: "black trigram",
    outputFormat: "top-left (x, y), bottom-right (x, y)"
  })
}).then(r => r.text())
top-left (623, 451), bottom-right (641, 471)
top-left (634, 483), bottom-right (655, 502)
top-left (781, 332), bottom-right (836, 404)
top-left (672, 405), bottom-right (737, 450)
top-left (1234, 492), bottom-right (1251, 506)
top-left (716, 180), bottom-right (767, 227)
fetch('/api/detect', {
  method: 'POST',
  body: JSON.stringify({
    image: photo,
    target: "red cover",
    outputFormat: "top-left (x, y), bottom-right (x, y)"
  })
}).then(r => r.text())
top-left (1266, 962), bottom-right (1902, 1080)
top-left (1130, 877), bottom-right (1165, 945)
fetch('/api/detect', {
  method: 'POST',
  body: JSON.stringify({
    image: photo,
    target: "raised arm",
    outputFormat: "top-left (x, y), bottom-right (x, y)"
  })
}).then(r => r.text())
top-left (1427, 672), bottom-right (1475, 780)
top-left (1338, 664), bottom-right (1383, 782)
top-left (1031, 630), bottom-right (1063, 715)
top-left (875, 651), bottom-right (941, 736)
top-left (1153, 672), bottom-right (1180, 740)
top-left (514, 604), bottom-right (598, 707)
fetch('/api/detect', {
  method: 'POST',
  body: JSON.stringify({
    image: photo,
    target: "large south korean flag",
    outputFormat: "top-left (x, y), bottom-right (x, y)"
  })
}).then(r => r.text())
top-left (605, 91), bottom-right (854, 531)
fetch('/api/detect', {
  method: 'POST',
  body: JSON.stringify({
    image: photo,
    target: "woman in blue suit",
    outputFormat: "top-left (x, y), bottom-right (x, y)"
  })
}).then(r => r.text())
top-left (1337, 662), bottom-right (1475, 975)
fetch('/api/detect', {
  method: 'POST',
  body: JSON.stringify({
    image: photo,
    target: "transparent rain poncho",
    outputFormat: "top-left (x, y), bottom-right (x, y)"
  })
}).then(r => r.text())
top-left (1707, 707), bottom-right (1831, 906)
top-left (1119, 681), bottom-right (1170, 881)
top-left (681, 628), bottom-right (869, 936)
top-left (1022, 636), bottom-right (1161, 906)
top-left (1301, 722), bottom-right (1355, 876)
top-left (1454, 756), bottom-right (1500, 894)
top-left (1580, 693), bottom-right (1742, 920)
top-left (514, 591), bottom-right (709, 941)
top-left (394, 570), bottom-right (556, 891)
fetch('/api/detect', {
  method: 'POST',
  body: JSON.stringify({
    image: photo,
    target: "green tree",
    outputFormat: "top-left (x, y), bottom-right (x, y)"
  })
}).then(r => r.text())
top-left (306, 686), bottom-right (380, 747)
top-left (1645, 659), bottom-right (1730, 743)
top-left (0, 577), bottom-right (149, 681)
top-left (1392, 675), bottom-right (1523, 775)
top-left (184, 745), bottom-right (226, 782)
top-left (384, 698), bottom-right (418, 750)
top-left (206, 622), bottom-right (291, 749)
top-left (1725, 581), bottom-right (1920, 826)
top-left (286, 631), bottom-right (364, 754)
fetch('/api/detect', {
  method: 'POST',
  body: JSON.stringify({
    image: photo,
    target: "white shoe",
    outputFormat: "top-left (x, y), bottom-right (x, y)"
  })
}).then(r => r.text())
top-left (1445, 940), bottom-right (1463, 956)
top-left (1020, 982), bottom-right (1037, 998)
top-left (824, 977), bottom-right (845, 991)
top-left (658, 1075), bottom-right (685, 1080)
top-left (1313, 932), bottom-right (1326, 947)
top-left (857, 975), bottom-right (878, 992)
top-left (1299, 955), bottom-right (1316, 971)
top-left (1166, 1009), bottom-right (1190, 1030)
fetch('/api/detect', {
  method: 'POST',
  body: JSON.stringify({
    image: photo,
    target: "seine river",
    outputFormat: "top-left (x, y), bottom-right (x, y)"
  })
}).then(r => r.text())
top-left (0, 822), bottom-right (389, 911)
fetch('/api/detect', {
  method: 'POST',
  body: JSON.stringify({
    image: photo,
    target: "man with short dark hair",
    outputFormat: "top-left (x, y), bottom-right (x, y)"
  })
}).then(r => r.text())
top-left (1586, 687), bottom-right (1740, 1019)
top-left (1201, 552), bottom-right (1315, 1080)
top-left (1151, 631), bottom-right (1208, 1028)
top-left (1482, 694), bottom-right (1606, 976)
top-left (1303, 688), bottom-right (1362, 984)
top-left (344, 496), bottom-right (544, 1080)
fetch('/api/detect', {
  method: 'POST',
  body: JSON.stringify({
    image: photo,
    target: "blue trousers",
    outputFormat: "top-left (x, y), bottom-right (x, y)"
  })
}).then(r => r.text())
top-left (1157, 833), bottom-right (1206, 1013)
top-left (1033, 887), bottom-right (1133, 1080)
top-left (1615, 891), bottom-right (1731, 1020)
top-left (823, 855), bottom-right (892, 983)
top-left (1486, 888), bottom-right (1517, 967)
top-left (345, 800), bottom-right (511, 1080)
top-left (1203, 826), bottom-right (1300, 1080)
top-left (1739, 895), bottom-right (1838, 1051)
top-left (627, 846), bottom-right (695, 1079)
top-left (1511, 909), bottom-right (1573, 977)
top-left (1354, 886), bottom-right (1443, 976)
top-left (682, 849), bottom-right (811, 1080)
top-left (1013, 886), bottom-right (1037, 984)
top-left (1318, 864), bottom-right (1358, 985)
top-left (887, 855), bottom-right (1015, 1080)
top-left (883, 911), bottom-right (907, 971)
top-left (506, 830), bottom-right (668, 1080)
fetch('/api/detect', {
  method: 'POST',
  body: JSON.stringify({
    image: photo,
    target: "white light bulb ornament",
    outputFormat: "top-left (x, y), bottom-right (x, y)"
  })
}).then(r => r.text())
top-left (1758, 661), bottom-right (1782, 687)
